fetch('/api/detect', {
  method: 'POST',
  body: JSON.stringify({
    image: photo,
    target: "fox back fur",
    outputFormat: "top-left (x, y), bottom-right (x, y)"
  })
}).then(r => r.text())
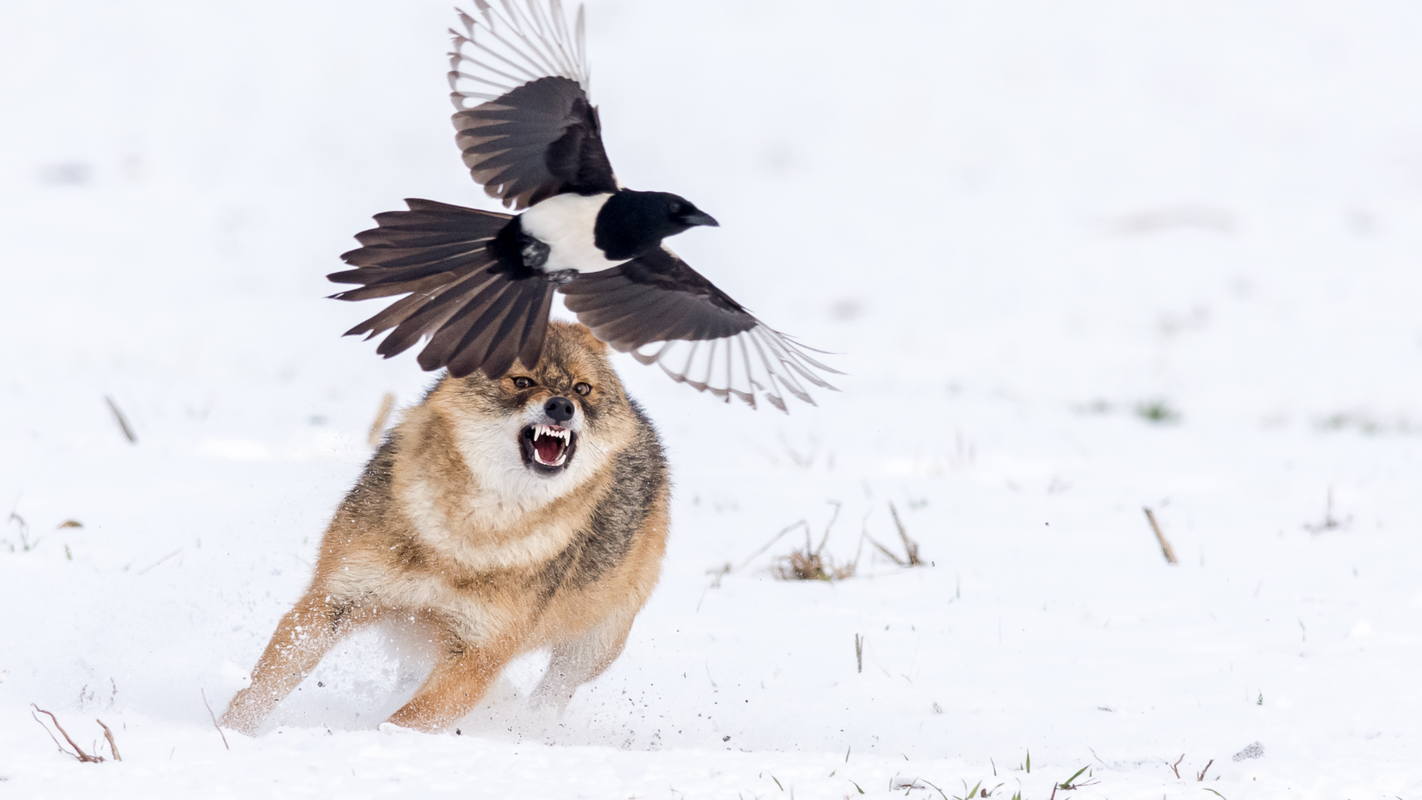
top-left (222, 322), bottom-right (669, 734)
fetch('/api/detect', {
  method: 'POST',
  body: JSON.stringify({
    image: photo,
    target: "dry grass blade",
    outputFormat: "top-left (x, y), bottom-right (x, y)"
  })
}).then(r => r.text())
top-left (5, 506), bottom-right (42, 553)
top-left (31, 705), bottom-right (104, 763)
top-left (739, 520), bottom-right (807, 572)
top-left (97, 719), bottom-right (121, 761)
top-left (862, 502), bottom-right (925, 568)
top-left (814, 501), bottom-right (841, 555)
top-left (368, 392), bottom-right (397, 447)
top-left (888, 502), bottom-right (922, 566)
top-left (137, 548), bottom-right (183, 576)
top-left (863, 533), bottom-right (908, 566)
top-left (1304, 486), bottom-right (1351, 534)
top-left (104, 395), bottom-right (137, 444)
top-left (202, 689), bottom-right (230, 750)
top-left (1143, 507), bottom-right (1179, 565)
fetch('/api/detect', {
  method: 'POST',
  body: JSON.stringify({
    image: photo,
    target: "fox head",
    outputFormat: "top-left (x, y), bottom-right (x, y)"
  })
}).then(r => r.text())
top-left (428, 322), bottom-right (641, 506)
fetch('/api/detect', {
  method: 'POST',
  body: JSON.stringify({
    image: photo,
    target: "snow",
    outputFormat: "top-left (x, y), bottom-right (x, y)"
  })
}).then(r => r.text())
top-left (3, 0), bottom-right (1422, 797)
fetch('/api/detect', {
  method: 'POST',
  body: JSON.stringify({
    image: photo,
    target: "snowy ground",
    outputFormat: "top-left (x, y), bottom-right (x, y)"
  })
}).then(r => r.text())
top-left (4, 1), bottom-right (1422, 797)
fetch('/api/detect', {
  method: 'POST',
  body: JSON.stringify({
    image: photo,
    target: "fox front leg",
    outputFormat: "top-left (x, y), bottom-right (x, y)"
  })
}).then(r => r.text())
top-left (221, 592), bottom-right (371, 735)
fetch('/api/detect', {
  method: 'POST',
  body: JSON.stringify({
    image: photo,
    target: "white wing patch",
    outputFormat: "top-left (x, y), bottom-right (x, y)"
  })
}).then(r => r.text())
top-left (448, 0), bottom-right (590, 109)
top-left (629, 327), bottom-right (840, 413)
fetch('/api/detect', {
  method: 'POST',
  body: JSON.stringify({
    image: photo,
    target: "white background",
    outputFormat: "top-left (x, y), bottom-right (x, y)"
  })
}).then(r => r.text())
top-left (2, 1), bottom-right (1421, 797)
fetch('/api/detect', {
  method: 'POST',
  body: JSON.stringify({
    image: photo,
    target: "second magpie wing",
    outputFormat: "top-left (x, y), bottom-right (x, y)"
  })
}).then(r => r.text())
top-left (448, 1), bottom-right (617, 210)
top-left (559, 248), bottom-right (841, 411)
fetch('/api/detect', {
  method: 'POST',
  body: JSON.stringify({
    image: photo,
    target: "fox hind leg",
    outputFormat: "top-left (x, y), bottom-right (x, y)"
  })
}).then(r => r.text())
top-left (385, 642), bottom-right (515, 732)
top-left (529, 610), bottom-right (636, 713)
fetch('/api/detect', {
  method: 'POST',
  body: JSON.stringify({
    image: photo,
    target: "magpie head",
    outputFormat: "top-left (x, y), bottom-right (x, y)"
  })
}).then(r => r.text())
top-left (659, 193), bottom-right (719, 232)
top-left (595, 190), bottom-right (719, 260)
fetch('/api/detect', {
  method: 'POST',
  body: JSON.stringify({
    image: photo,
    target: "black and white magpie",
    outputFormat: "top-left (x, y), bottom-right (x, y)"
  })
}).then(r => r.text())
top-left (330, 0), bottom-right (838, 410)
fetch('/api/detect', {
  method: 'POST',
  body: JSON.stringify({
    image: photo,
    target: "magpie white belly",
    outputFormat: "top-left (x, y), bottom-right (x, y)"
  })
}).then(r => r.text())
top-left (519, 192), bottom-right (629, 273)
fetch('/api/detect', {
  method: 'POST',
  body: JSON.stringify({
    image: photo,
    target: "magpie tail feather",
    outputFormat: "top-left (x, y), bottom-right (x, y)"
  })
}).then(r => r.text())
top-left (330, 199), bottom-right (555, 378)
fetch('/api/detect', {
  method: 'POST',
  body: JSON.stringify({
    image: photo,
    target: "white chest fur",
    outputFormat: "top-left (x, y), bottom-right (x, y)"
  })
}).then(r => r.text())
top-left (519, 192), bottom-right (629, 273)
top-left (394, 404), bottom-right (611, 575)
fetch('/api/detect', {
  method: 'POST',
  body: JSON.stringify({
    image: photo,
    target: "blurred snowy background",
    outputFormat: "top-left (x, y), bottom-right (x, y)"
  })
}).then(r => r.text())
top-left (2, 1), bottom-right (1421, 797)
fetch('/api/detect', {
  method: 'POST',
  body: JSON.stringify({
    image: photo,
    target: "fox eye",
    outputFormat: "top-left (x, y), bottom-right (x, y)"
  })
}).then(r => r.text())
top-left (573, 382), bottom-right (592, 396)
top-left (512, 376), bottom-right (534, 389)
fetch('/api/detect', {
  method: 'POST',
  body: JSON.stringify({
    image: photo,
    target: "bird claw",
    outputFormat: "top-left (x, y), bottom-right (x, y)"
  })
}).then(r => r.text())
top-left (520, 237), bottom-right (550, 269)
top-left (544, 269), bottom-right (578, 285)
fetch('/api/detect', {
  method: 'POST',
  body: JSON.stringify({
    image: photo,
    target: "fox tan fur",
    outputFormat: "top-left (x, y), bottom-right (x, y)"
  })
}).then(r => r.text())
top-left (221, 322), bottom-right (669, 734)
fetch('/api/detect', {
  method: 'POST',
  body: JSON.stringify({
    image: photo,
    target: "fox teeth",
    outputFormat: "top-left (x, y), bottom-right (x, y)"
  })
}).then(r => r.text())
top-left (535, 424), bottom-right (570, 440)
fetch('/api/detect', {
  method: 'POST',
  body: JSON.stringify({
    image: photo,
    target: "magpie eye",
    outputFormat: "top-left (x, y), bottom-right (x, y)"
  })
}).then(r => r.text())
top-left (512, 376), bottom-right (534, 389)
top-left (573, 382), bottom-right (592, 396)
top-left (668, 202), bottom-right (683, 215)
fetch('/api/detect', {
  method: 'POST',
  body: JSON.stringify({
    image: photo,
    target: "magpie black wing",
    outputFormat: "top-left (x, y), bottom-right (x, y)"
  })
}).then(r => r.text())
top-left (448, 1), bottom-right (616, 210)
top-left (559, 248), bottom-right (841, 411)
top-left (330, 199), bottom-right (555, 379)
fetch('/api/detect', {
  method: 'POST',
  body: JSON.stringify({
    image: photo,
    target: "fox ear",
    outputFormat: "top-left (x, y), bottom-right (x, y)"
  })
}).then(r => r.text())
top-left (568, 323), bottom-right (608, 354)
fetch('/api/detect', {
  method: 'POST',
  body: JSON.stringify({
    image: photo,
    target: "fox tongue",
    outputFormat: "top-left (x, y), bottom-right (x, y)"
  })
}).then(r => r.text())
top-left (534, 437), bottom-right (562, 464)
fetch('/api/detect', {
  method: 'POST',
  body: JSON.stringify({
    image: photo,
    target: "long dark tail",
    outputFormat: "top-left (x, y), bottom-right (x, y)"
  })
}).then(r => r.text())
top-left (329, 199), bottom-right (555, 378)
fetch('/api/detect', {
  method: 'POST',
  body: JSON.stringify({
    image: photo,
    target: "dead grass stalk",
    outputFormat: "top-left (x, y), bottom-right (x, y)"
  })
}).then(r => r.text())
top-left (202, 689), bottom-right (230, 750)
top-left (1143, 507), bottom-right (1179, 565)
top-left (368, 392), bottom-right (396, 447)
top-left (31, 705), bottom-right (120, 763)
top-left (104, 395), bottom-right (137, 444)
top-left (771, 502), bottom-right (856, 581)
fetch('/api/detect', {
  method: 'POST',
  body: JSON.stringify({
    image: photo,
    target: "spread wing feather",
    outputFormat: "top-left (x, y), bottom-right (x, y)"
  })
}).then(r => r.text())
top-left (449, 1), bottom-right (615, 209)
top-left (559, 248), bottom-right (841, 411)
top-left (329, 199), bottom-right (555, 378)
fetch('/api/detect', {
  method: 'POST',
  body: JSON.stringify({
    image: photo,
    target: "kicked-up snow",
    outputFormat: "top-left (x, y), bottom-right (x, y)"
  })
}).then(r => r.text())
top-left (2, 1), bottom-right (1421, 797)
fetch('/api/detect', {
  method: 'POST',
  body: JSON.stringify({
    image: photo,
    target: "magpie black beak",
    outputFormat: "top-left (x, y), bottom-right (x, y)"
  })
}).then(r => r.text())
top-left (679, 209), bottom-right (719, 228)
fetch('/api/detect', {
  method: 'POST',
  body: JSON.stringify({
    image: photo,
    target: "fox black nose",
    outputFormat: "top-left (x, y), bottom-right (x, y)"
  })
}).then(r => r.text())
top-left (544, 396), bottom-right (575, 423)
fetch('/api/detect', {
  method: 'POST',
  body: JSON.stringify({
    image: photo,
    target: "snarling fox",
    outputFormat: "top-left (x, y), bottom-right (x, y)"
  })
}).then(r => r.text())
top-left (222, 322), bottom-right (669, 733)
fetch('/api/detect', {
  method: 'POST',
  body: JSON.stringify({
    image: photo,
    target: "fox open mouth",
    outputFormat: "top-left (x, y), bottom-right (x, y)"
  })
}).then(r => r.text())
top-left (520, 423), bottom-right (577, 474)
